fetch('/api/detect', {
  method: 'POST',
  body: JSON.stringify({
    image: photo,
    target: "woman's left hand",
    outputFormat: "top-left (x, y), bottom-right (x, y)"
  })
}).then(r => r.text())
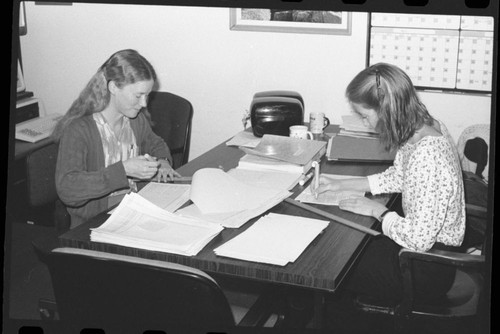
top-left (155, 159), bottom-right (182, 182)
top-left (338, 196), bottom-right (387, 219)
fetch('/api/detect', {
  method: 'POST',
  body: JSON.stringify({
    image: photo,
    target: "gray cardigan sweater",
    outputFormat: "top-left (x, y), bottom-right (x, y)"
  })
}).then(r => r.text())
top-left (55, 112), bottom-right (172, 228)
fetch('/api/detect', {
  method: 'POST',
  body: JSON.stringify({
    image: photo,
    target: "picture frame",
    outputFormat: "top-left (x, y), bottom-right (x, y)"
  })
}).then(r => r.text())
top-left (229, 8), bottom-right (351, 35)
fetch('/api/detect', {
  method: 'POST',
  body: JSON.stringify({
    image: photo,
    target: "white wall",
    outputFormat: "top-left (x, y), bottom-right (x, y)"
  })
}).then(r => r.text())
top-left (19, 2), bottom-right (491, 160)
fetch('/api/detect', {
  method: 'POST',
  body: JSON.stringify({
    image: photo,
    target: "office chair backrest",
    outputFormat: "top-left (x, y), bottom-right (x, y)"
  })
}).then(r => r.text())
top-left (26, 142), bottom-right (70, 231)
top-left (147, 91), bottom-right (193, 169)
top-left (26, 142), bottom-right (59, 207)
top-left (457, 124), bottom-right (489, 183)
top-left (40, 247), bottom-right (235, 332)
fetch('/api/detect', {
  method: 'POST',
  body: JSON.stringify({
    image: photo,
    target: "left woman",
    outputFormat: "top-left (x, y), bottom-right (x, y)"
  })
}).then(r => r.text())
top-left (53, 49), bottom-right (180, 229)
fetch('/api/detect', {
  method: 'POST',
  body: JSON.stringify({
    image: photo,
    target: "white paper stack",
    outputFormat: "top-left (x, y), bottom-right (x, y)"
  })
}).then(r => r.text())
top-left (91, 193), bottom-right (223, 256)
top-left (214, 213), bottom-right (329, 266)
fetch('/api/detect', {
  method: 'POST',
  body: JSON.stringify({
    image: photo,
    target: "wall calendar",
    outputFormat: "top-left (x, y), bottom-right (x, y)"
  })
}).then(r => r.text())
top-left (369, 13), bottom-right (493, 92)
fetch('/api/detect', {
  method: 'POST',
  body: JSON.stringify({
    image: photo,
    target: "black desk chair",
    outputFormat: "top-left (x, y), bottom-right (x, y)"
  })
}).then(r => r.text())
top-left (33, 243), bottom-right (283, 333)
top-left (354, 247), bottom-right (486, 334)
top-left (147, 91), bottom-right (193, 170)
top-left (25, 142), bottom-right (70, 233)
top-left (354, 201), bottom-right (488, 334)
top-left (457, 124), bottom-right (489, 252)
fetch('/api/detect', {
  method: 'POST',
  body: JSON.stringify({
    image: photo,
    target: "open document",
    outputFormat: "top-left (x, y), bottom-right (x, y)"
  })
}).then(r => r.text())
top-left (91, 193), bottom-right (223, 256)
top-left (214, 213), bottom-right (329, 266)
top-left (295, 174), bottom-right (365, 206)
top-left (176, 168), bottom-right (292, 228)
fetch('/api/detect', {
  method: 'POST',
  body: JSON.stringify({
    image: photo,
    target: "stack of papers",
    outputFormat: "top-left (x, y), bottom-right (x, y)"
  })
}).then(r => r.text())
top-left (296, 174), bottom-right (365, 205)
top-left (214, 213), bottom-right (329, 266)
top-left (176, 168), bottom-right (292, 228)
top-left (91, 193), bottom-right (223, 256)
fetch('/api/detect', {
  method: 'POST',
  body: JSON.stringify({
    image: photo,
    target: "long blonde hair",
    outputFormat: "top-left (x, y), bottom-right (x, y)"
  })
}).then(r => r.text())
top-left (345, 63), bottom-right (433, 150)
top-left (52, 49), bottom-right (156, 140)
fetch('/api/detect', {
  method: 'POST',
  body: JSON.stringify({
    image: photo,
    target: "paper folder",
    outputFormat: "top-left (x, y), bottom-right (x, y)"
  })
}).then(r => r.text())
top-left (327, 134), bottom-right (396, 162)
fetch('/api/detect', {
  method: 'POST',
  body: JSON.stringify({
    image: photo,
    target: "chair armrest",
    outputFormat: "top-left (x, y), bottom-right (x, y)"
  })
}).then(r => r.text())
top-left (238, 288), bottom-right (285, 327)
top-left (399, 248), bottom-right (485, 271)
top-left (466, 203), bottom-right (488, 219)
top-left (39, 298), bottom-right (58, 320)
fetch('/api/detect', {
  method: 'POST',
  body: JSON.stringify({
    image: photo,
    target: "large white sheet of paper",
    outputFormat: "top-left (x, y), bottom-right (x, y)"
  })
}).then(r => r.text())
top-left (91, 193), bottom-right (223, 256)
top-left (214, 213), bottom-right (329, 266)
top-left (190, 168), bottom-right (289, 214)
top-left (296, 174), bottom-right (365, 206)
top-left (177, 168), bottom-right (292, 228)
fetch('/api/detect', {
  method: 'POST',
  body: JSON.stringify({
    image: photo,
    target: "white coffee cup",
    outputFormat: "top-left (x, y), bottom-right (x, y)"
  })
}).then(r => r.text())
top-left (309, 112), bottom-right (330, 134)
top-left (289, 125), bottom-right (313, 140)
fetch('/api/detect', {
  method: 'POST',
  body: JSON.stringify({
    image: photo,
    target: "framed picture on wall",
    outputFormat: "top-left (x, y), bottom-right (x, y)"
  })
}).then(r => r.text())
top-left (229, 8), bottom-right (351, 35)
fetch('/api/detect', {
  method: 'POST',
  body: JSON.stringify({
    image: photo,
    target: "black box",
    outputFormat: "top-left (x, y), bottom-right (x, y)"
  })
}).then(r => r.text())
top-left (250, 90), bottom-right (304, 137)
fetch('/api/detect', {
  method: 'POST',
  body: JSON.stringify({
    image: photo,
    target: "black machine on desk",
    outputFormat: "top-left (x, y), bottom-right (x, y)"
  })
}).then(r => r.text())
top-left (250, 90), bottom-right (304, 137)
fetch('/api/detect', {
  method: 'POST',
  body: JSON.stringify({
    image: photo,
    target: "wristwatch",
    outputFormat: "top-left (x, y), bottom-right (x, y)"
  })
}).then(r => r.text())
top-left (378, 209), bottom-right (392, 222)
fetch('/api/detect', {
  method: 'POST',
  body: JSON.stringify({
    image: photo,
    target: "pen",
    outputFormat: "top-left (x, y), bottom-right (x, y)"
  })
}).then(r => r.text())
top-left (312, 161), bottom-right (320, 199)
top-left (169, 176), bottom-right (193, 183)
top-left (152, 176), bottom-right (193, 183)
top-left (144, 153), bottom-right (157, 162)
top-left (299, 171), bottom-right (314, 186)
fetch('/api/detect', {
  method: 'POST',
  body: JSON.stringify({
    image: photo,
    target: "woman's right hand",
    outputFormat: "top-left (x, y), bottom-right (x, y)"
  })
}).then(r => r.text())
top-left (310, 175), bottom-right (343, 197)
top-left (123, 154), bottom-right (160, 180)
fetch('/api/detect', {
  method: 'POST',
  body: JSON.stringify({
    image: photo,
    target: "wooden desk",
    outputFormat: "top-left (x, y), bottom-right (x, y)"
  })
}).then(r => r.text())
top-left (58, 135), bottom-right (397, 293)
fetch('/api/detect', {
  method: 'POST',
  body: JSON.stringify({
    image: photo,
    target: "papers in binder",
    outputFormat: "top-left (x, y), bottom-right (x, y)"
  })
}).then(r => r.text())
top-left (214, 213), bottom-right (329, 266)
top-left (296, 174), bottom-right (365, 206)
top-left (91, 193), bottom-right (223, 256)
top-left (176, 168), bottom-right (292, 228)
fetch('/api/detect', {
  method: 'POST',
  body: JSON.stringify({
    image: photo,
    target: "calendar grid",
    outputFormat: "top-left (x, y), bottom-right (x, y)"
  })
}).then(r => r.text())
top-left (369, 13), bottom-right (493, 92)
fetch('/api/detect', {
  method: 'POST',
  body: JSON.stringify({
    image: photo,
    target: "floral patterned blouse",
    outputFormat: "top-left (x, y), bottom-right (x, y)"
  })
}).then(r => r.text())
top-left (93, 113), bottom-right (139, 207)
top-left (367, 121), bottom-right (465, 251)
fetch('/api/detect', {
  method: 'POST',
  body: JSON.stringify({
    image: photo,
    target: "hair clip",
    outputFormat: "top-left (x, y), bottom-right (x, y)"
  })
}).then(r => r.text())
top-left (374, 69), bottom-right (383, 101)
